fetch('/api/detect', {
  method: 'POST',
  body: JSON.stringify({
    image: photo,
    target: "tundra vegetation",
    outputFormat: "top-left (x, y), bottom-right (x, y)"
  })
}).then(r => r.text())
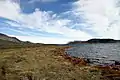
top-left (0, 44), bottom-right (104, 80)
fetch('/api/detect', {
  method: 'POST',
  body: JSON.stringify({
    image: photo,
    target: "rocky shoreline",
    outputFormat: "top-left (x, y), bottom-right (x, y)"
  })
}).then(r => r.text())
top-left (56, 46), bottom-right (120, 80)
top-left (55, 46), bottom-right (88, 66)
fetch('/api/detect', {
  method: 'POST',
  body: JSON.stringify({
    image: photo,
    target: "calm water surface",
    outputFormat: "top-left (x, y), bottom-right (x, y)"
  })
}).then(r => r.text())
top-left (66, 43), bottom-right (120, 65)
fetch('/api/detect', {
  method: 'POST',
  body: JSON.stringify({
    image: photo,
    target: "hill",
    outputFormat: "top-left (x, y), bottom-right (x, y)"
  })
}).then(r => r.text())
top-left (87, 39), bottom-right (120, 43)
top-left (67, 39), bottom-right (120, 44)
top-left (0, 33), bottom-right (43, 49)
top-left (0, 33), bottom-right (21, 43)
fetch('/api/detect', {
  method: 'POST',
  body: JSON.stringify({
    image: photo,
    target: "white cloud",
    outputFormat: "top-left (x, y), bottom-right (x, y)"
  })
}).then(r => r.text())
top-left (14, 35), bottom-right (91, 44)
top-left (72, 0), bottom-right (120, 39)
top-left (2, 0), bottom-right (120, 44)
top-left (0, 0), bottom-right (92, 43)
top-left (9, 35), bottom-right (71, 44)
top-left (0, 0), bottom-right (20, 20)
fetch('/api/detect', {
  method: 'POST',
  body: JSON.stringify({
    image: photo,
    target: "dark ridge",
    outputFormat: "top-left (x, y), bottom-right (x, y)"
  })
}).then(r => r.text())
top-left (67, 41), bottom-right (86, 44)
top-left (0, 33), bottom-right (21, 43)
top-left (0, 33), bottom-right (8, 36)
top-left (87, 39), bottom-right (120, 43)
top-left (67, 39), bottom-right (120, 44)
top-left (0, 33), bottom-right (43, 49)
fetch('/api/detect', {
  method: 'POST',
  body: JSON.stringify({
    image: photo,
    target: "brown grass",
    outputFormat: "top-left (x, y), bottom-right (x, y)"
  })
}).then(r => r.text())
top-left (0, 45), bottom-right (104, 80)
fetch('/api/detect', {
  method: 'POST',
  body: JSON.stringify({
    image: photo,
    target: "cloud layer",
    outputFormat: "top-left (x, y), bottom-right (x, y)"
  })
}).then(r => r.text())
top-left (0, 0), bottom-right (120, 44)
top-left (73, 0), bottom-right (120, 39)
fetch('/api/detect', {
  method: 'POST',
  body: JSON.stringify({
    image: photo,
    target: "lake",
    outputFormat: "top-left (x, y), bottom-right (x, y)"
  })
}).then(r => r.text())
top-left (66, 43), bottom-right (120, 65)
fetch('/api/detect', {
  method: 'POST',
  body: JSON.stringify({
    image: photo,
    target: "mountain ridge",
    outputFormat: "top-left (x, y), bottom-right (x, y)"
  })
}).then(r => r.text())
top-left (0, 33), bottom-right (21, 43)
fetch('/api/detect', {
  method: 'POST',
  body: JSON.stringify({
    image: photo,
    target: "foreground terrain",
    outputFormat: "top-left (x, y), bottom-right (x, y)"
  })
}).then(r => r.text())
top-left (0, 33), bottom-right (120, 80)
top-left (0, 45), bottom-right (105, 80)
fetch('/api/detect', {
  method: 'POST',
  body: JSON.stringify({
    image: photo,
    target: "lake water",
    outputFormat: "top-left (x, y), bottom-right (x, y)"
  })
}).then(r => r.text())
top-left (66, 43), bottom-right (120, 65)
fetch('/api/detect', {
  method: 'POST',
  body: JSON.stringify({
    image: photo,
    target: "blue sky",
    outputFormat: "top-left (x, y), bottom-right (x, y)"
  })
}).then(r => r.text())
top-left (20, 0), bottom-right (78, 13)
top-left (0, 0), bottom-right (120, 44)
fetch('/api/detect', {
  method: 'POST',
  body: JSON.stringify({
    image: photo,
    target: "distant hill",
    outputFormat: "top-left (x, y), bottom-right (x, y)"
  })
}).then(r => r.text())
top-left (67, 39), bottom-right (120, 44)
top-left (0, 33), bottom-right (43, 49)
top-left (0, 33), bottom-right (21, 43)
top-left (67, 41), bottom-right (86, 44)
top-left (87, 39), bottom-right (120, 43)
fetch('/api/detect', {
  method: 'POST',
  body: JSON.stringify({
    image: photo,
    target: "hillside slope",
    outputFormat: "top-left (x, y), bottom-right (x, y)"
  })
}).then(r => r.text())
top-left (0, 33), bottom-right (42, 49)
top-left (0, 33), bottom-right (21, 43)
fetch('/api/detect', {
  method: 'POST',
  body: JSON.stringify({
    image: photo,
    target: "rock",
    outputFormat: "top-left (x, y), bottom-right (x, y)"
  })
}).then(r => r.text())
top-left (115, 61), bottom-right (120, 65)
top-left (85, 58), bottom-right (91, 63)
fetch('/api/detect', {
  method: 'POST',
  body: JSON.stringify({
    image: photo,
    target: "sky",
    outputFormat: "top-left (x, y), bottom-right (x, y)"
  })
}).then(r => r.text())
top-left (0, 0), bottom-right (120, 44)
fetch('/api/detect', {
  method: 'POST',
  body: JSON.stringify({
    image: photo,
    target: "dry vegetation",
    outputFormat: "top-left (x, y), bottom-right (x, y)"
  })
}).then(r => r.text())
top-left (0, 45), bottom-right (105, 80)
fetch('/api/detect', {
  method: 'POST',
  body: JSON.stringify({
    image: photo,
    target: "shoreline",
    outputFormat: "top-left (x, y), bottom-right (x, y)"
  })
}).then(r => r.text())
top-left (56, 46), bottom-right (120, 79)
top-left (55, 46), bottom-right (88, 66)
